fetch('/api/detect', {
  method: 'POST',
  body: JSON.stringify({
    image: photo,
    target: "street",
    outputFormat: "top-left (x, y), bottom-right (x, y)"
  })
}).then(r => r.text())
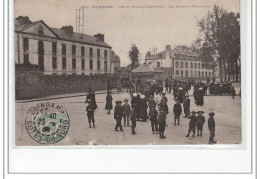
top-left (15, 85), bottom-right (241, 146)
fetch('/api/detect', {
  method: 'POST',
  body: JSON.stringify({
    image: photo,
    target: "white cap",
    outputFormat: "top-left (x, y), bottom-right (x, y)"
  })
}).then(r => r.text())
top-left (179, 87), bottom-right (183, 90)
top-left (140, 95), bottom-right (145, 99)
top-left (199, 87), bottom-right (203, 90)
top-left (133, 93), bottom-right (137, 97)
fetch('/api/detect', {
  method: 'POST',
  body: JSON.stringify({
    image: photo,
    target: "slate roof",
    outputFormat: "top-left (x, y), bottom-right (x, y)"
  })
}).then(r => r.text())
top-left (15, 19), bottom-right (111, 48)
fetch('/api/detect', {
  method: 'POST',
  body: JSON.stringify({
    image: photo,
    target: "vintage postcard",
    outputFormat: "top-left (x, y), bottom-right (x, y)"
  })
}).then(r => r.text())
top-left (13, 0), bottom-right (242, 146)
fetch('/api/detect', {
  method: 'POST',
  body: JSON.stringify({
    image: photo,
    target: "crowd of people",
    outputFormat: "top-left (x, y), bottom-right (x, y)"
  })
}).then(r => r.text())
top-left (84, 78), bottom-right (239, 144)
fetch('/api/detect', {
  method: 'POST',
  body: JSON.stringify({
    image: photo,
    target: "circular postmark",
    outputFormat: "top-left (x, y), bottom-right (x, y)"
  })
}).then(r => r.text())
top-left (25, 102), bottom-right (70, 144)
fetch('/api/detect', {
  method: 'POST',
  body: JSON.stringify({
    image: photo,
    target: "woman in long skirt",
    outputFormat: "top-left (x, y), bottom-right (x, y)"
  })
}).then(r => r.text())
top-left (105, 92), bottom-right (113, 114)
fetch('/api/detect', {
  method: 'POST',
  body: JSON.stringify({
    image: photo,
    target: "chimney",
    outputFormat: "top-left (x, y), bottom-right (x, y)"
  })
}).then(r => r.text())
top-left (165, 45), bottom-right (171, 60)
top-left (165, 45), bottom-right (171, 52)
top-left (94, 33), bottom-right (104, 42)
top-left (61, 25), bottom-right (73, 35)
top-left (15, 16), bottom-right (31, 26)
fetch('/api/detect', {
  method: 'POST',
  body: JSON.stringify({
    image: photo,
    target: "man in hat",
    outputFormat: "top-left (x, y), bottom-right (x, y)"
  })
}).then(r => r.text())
top-left (123, 99), bottom-right (131, 127)
top-left (183, 95), bottom-right (190, 118)
top-left (162, 93), bottom-right (168, 103)
top-left (186, 111), bottom-right (197, 137)
top-left (149, 106), bottom-right (158, 134)
top-left (139, 94), bottom-right (148, 122)
top-left (157, 107), bottom-right (167, 139)
top-left (208, 112), bottom-right (217, 144)
top-left (158, 98), bottom-right (169, 126)
top-left (86, 100), bottom-right (96, 128)
top-left (173, 100), bottom-right (182, 125)
top-left (114, 100), bottom-right (124, 131)
top-left (177, 87), bottom-right (184, 103)
top-left (196, 111), bottom-right (205, 136)
top-left (196, 87), bottom-right (204, 106)
top-left (130, 105), bottom-right (137, 135)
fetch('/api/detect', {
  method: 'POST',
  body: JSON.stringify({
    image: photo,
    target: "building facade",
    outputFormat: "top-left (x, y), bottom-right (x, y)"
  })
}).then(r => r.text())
top-left (15, 16), bottom-right (114, 75)
top-left (145, 45), bottom-right (213, 79)
top-left (110, 50), bottom-right (121, 74)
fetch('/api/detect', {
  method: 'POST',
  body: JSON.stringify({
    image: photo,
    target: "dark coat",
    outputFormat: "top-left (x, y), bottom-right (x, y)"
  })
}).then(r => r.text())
top-left (86, 104), bottom-right (95, 116)
top-left (158, 102), bottom-right (169, 114)
top-left (173, 103), bottom-right (182, 115)
top-left (208, 117), bottom-right (215, 130)
top-left (189, 115), bottom-right (197, 126)
top-left (139, 99), bottom-right (148, 120)
top-left (105, 94), bottom-right (113, 110)
top-left (114, 104), bottom-right (124, 119)
top-left (196, 114), bottom-right (205, 126)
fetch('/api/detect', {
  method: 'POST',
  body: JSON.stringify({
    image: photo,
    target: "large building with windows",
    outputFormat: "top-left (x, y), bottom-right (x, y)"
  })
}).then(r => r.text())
top-left (15, 16), bottom-right (114, 75)
top-left (145, 45), bottom-right (213, 79)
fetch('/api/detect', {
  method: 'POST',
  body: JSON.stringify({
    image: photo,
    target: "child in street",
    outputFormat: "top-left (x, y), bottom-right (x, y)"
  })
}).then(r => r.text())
top-left (186, 111), bottom-right (197, 137)
top-left (196, 111), bottom-right (205, 136)
top-left (173, 100), bottom-right (182, 125)
top-left (86, 100), bottom-right (95, 128)
top-left (123, 99), bottom-right (131, 127)
top-left (157, 108), bottom-right (166, 139)
top-left (149, 107), bottom-right (158, 134)
top-left (208, 112), bottom-right (217, 144)
top-left (114, 100), bottom-right (124, 131)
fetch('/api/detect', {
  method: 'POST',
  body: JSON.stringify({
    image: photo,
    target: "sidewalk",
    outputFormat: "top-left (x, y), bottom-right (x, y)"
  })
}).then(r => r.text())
top-left (16, 89), bottom-right (126, 103)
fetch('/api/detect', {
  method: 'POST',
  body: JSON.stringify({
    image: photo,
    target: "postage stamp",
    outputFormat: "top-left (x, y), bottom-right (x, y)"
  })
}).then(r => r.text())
top-left (25, 102), bottom-right (70, 144)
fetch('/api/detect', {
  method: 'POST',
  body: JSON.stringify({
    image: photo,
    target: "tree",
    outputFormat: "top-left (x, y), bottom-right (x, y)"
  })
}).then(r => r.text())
top-left (198, 5), bottom-right (240, 81)
top-left (145, 51), bottom-right (151, 58)
top-left (128, 44), bottom-right (140, 70)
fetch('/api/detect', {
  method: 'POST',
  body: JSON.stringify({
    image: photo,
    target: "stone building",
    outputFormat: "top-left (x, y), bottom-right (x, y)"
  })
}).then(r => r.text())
top-left (14, 16), bottom-right (114, 75)
top-left (110, 50), bottom-right (120, 74)
top-left (145, 45), bottom-right (213, 79)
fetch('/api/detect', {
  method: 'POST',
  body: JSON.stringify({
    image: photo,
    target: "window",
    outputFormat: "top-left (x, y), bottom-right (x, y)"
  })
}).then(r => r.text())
top-left (198, 71), bottom-right (200, 78)
top-left (104, 50), bottom-right (107, 59)
top-left (104, 61), bottom-right (107, 72)
top-left (24, 54), bottom-right (29, 64)
top-left (181, 71), bottom-right (183, 78)
top-left (175, 70), bottom-right (179, 75)
top-left (202, 72), bottom-right (204, 78)
top-left (185, 62), bottom-right (188, 68)
top-left (190, 63), bottom-right (193, 68)
top-left (194, 71), bottom-right (197, 77)
top-left (90, 59), bottom-right (93, 70)
top-left (23, 38), bottom-right (29, 52)
top-left (52, 42), bottom-right (57, 55)
top-left (81, 47), bottom-right (85, 57)
top-left (38, 40), bottom-right (44, 55)
top-left (198, 63), bottom-right (200, 69)
top-left (180, 62), bottom-right (183, 68)
top-left (175, 61), bottom-right (179, 68)
top-left (72, 45), bottom-right (76, 56)
top-left (62, 44), bottom-right (66, 55)
top-left (157, 62), bottom-right (160, 67)
top-left (205, 72), bottom-right (208, 77)
top-left (72, 58), bottom-right (76, 70)
top-left (89, 48), bottom-right (93, 58)
top-left (81, 59), bottom-right (85, 70)
top-left (97, 49), bottom-right (100, 60)
top-left (194, 63), bottom-right (197, 69)
top-left (190, 71), bottom-right (193, 77)
top-left (97, 60), bottom-right (100, 71)
top-left (52, 57), bottom-right (57, 70)
top-left (185, 71), bottom-right (188, 78)
top-left (209, 72), bottom-right (211, 77)
top-left (62, 57), bottom-right (66, 70)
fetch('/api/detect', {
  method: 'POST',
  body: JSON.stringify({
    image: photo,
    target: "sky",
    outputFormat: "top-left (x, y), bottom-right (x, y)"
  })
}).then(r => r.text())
top-left (14, 0), bottom-right (240, 67)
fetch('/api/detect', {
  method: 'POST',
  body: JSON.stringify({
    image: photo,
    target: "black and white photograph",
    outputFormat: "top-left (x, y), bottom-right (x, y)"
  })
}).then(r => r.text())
top-left (13, 0), bottom-right (242, 146)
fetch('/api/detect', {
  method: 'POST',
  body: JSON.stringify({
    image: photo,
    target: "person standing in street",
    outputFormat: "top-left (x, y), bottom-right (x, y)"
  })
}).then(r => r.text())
top-left (86, 100), bottom-right (95, 128)
top-left (158, 108), bottom-right (167, 139)
top-left (196, 111), bottom-right (205, 136)
top-left (208, 112), bottom-right (217, 144)
top-left (183, 95), bottom-right (190, 118)
top-left (130, 105), bottom-right (137, 135)
top-left (149, 107), bottom-right (158, 134)
top-left (105, 92), bottom-right (113, 114)
top-left (173, 100), bottom-right (182, 125)
top-left (114, 101), bottom-right (124, 131)
top-left (186, 111), bottom-right (197, 137)
top-left (123, 99), bottom-right (131, 127)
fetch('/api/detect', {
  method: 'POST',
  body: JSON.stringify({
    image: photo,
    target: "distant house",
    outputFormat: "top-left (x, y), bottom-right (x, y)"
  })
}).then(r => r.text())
top-left (145, 45), bottom-right (213, 79)
top-left (15, 16), bottom-right (115, 75)
top-left (110, 50), bottom-right (120, 74)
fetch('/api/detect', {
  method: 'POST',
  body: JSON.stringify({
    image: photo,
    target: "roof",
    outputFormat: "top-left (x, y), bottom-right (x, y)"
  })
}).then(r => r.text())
top-left (145, 47), bottom-right (200, 61)
top-left (131, 64), bottom-right (164, 73)
top-left (50, 27), bottom-right (111, 48)
top-left (15, 19), bottom-right (111, 48)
